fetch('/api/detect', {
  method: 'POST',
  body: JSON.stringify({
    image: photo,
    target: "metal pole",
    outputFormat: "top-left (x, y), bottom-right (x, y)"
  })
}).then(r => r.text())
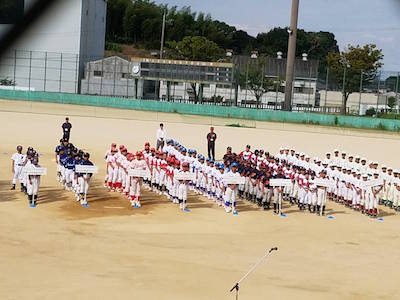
top-left (28, 51), bottom-right (32, 91)
top-left (229, 247), bottom-right (278, 300)
top-left (245, 63), bottom-right (249, 103)
top-left (100, 59), bottom-right (104, 95)
top-left (13, 50), bottom-right (17, 90)
top-left (59, 53), bottom-right (63, 92)
top-left (260, 64), bottom-right (264, 109)
top-left (87, 61), bottom-right (90, 94)
top-left (376, 71), bottom-right (381, 115)
top-left (342, 66), bottom-right (347, 114)
top-left (324, 67), bottom-right (329, 112)
top-left (275, 69), bottom-right (279, 110)
top-left (283, 0), bottom-right (299, 111)
top-left (396, 72), bottom-right (399, 114)
top-left (307, 63), bottom-right (311, 110)
top-left (358, 71), bottom-right (363, 115)
top-left (113, 56), bottom-right (117, 96)
top-left (74, 54), bottom-right (78, 94)
top-left (44, 52), bottom-right (48, 91)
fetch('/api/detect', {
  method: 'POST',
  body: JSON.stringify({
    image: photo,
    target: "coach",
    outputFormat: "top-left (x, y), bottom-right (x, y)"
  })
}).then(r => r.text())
top-left (62, 117), bottom-right (72, 142)
top-left (207, 126), bottom-right (217, 160)
top-left (156, 123), bottom-right (167, 151)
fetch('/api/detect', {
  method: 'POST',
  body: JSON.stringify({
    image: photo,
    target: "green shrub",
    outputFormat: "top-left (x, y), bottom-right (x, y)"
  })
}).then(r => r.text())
top-left (377, 122), bottom-right (386, 131)
top-left (105, 42), bottom-right (122, 52)
top-left (365, 107), bottom-right (376, 117)
top-left (334, 116), bottom-right (339, 125)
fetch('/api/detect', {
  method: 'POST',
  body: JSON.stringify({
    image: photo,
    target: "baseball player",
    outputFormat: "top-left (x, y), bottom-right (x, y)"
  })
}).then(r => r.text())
top-left (26, 155), bottom-right (41, 207)
top-left (76, 153), bottom-right (94, 206)
top-left (11, 145), bottom-right (26, 191)
top-left (177, 161), bottom-right (191, 211)
top-left (129, 151), bottom-right (148, 208)
top-left (223, 162), bottom-right (241, 214)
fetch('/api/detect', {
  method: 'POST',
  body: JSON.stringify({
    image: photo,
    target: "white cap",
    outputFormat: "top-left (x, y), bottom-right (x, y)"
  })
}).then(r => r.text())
top-left (362, 174), bottom-right (368, 178)
top-left (300, 152), bottom-right (305, 156)
top-left (325, 152), bottom-right (331, 155)
top-left (305, 155), bottom-right (310, 159)
top-left (382, 165), bottom-right (387, 169)
top-left (334, 149), bottom-right (339, 152)
top-left (342, 151), bottom-right (346, 154)
top-left (355, 156), bottom-right (360, 159)
top-left (322, 160), bottom-right (329, 165)
top-left (361, 158), bottom-right (367, 161)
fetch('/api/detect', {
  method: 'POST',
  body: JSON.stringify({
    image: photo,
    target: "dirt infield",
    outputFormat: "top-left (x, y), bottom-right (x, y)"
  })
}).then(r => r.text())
top-left (1, 99), bottom-right (400, 300)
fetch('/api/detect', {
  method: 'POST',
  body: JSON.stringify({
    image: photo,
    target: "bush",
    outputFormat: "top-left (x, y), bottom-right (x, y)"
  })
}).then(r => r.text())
top-left (365, 107), bottom-right (376, 117)
top-left (334, 116), bottom-right (339, 125)
top-left (377, 122), bottom-right (386, 131)
top-left (105, 42), bottom-right (122, 52)
top-left (388, 96), bottom-right (397, 111)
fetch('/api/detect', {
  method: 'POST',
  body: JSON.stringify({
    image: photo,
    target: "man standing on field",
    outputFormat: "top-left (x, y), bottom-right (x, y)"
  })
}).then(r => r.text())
top-left (207, 126), bottom-right (217, 161)
top-left (62, 117), bottom-right (72, 142)
top-left (156, 123), bottom-right (167, 151)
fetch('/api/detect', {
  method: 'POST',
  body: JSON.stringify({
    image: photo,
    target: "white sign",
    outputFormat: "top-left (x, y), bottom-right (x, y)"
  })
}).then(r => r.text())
top-left (362, 178), bottom-right (384, 190)
top-left (174, 172), bottom-right (196, 181)
top-left (26, 166), bottom-right (47, 176)
top-left (128, 168), bottom-right (151, 178)
top-left (315, 178), bottom-right (335, 188)
top-left (269, 179), bottom-right (292, 187)
top-left (223, 175), bottom-right (245, 185)
top-left (75, 165), bottom-right (99, 174)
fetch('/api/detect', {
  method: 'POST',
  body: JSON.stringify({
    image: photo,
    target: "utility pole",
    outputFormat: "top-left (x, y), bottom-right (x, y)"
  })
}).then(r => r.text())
top-left (283, 0), bottom-right (299, 111)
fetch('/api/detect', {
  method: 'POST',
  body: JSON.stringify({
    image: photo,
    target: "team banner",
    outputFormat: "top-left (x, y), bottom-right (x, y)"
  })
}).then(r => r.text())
top-left (269, 179), bottom-right (292, 187)
top-left (314, 178), bottom-right (335, 188)
top-left (223, 175), bottom-right (246, 185)
top-left (362, 178), bottom-right (384, 190)
top-left (75, 165), bottom-right (99, 174)
top-left (174, 172), bottom-right (196, 181)
top-left (25, 166), bottom-right (47, 176)
top-left (128, 169), bottom-right (151, 178)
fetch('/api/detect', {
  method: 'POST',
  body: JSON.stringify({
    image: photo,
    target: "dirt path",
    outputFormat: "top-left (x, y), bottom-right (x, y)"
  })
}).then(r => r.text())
top-left (0, 100), bottom-right (399, 300)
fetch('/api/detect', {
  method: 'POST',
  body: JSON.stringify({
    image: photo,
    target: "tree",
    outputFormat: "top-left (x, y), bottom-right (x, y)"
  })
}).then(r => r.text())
top-left (106, 0), bottom-right (132, 42)
top-left (239, 60), bottom-right (275, 108)
top-left (388, 96), bottom-right (397, 111)
top-left (327, 44), bottom-right (383, 114)
top-left (167, 36), bottom-right (224, 62)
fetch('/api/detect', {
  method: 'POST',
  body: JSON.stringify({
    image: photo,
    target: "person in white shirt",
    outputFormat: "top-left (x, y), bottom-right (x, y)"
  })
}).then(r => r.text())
top-left (156, 123), bottom-right (167, 151)
top-left (11, 145), bottom-right (26, 191)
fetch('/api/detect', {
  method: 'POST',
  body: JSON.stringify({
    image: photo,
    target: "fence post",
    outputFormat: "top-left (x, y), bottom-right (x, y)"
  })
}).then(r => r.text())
top-left (100, 58), bottom-right (104, 95)
top-left (358, 71), bottom-right (363, 115)
top-left (44, 52), bottom-right (48, 91)
top-left (376, 71), bottom-right (381, 115)
top-left (59, 53), bottom-right (63, 92)
top-left (324, 67), bottom-right (329, 112)
top-left (28, 51), bottom-right (32, 91)
top-left (113, 56), bottom-right (117, 97)
top-left (245, 63), bottom-right (249, 103)
top-left (13, 50), bottom-right (17, 90)
top-left (74, 54), bottom-right (78, 93)
top-left (396, 72), bottom-right (399, 114)
top-left (87, 60), bottom-right (90, 94)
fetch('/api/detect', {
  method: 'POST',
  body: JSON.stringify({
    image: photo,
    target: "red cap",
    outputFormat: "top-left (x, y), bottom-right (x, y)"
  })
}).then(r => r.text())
top-left (145, 142), bottom-right (150, 146)
top-left (111, 143), bottom-right (117, 148)
top-left (151, 148), bottom-right (156, 152)
top-left (175, 160), bottom-right (181, 167)
top-left (119, 144), bottom-right (125, 149)
top-left (136, 151), bottom-right (143, 157)
top-left (182, 162), bottom-right (189, 168)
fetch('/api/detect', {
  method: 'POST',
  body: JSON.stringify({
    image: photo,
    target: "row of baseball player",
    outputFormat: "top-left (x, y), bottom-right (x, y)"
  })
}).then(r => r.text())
top-left (225, 145), bottom-right (400, 217)
top-left (104, 140), bottom-right (243, 214)
top-left (10, 145), bottom-right (42, 207)
top-left (55, 138), bottom-right (94, 207)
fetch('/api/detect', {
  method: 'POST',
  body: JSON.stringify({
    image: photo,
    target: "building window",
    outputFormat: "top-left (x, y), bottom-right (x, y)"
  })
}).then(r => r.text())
top-left (93, 70), bottom-right (103, 77)
top-left (294, 87), bottom-right (314, 94)
top-left (122, 73), bottom-right (132, 79)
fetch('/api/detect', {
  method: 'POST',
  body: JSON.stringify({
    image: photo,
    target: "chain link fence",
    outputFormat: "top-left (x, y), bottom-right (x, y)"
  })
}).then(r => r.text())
top-left (1, 49), bottom-right (399, 117)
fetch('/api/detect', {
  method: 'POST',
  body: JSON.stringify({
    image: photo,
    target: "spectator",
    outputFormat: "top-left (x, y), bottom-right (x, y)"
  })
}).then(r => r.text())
top-left (62, 117), bottom-right (72, 142)
top-left (156, 123), bottom-right (167, 151)
top-left (207, 126), bottom-right (217, 160)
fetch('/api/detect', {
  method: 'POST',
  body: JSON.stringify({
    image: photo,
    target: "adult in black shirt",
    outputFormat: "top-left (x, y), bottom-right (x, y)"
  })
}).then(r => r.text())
top-left (206, 126), bottom-right (217, 160)
top-left (62, 117), bottom-right (72, 142)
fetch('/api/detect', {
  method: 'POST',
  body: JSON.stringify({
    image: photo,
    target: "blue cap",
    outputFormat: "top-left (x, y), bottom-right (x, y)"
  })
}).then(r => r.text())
top-left (231, 162), bottom-right (238, 168)
top-left (209, 159), bottom-right (214, 164)
top-left (219, 164), bottom-right (225, 170)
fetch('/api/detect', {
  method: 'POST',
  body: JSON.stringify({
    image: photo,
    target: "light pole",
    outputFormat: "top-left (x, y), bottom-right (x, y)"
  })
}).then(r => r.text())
top-left (283, 0), bottom-right (299, 111)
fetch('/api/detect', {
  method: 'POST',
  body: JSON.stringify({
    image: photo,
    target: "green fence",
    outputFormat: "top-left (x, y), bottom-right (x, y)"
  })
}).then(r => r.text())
top-left (1, 90), bottom-right (400, 131)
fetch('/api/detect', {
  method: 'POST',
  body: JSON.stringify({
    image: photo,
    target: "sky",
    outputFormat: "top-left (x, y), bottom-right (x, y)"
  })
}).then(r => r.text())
top-left (154, 0), bottom-right (400, 71)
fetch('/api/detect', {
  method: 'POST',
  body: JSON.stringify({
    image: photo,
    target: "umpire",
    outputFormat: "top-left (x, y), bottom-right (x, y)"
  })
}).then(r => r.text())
top-left (62, 117), bottom-right (72, 142)
top-left (207, 126), bottom-right (217, 160)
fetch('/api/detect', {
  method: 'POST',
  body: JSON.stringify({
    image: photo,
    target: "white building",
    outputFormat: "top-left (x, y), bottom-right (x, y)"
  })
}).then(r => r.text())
top-left (0, 0), bottom-right (106, 93)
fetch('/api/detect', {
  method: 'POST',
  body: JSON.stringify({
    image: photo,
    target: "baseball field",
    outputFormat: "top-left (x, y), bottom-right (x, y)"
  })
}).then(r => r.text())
top-left (1, 99), bottom-right (400, 300)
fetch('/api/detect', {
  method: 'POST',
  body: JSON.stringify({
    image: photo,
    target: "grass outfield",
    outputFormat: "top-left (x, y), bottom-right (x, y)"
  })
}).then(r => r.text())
top-left (0, 100), bottom-right (400, 300)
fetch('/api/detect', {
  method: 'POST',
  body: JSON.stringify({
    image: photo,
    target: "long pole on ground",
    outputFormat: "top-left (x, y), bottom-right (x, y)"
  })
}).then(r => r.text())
top-left (283, 0), bottom-right (299, 111)
top-left (376, 71), bottom-right (381, 115)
